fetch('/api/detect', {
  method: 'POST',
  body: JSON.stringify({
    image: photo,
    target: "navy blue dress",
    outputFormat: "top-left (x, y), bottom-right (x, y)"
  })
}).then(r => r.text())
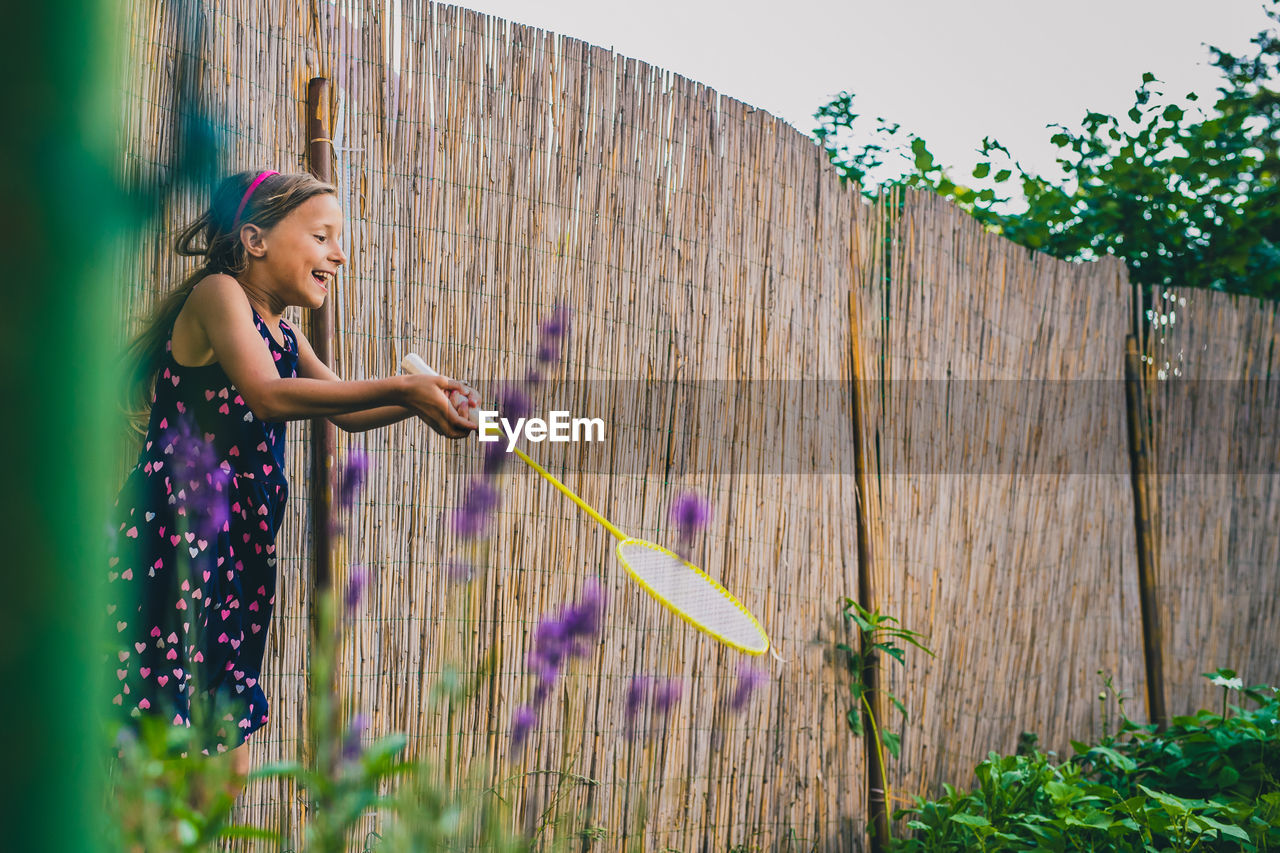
top-left (106, 306), bottom-right (297, 755)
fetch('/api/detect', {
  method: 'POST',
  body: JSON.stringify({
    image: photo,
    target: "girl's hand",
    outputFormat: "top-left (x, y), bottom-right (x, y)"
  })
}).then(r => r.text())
top-left (447, 384), bottom-right (482, 424)
top-left (402, 374), bottom-right (478, 438)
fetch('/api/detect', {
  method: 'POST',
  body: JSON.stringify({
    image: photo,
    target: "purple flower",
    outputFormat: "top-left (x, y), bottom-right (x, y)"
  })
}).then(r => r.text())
top-left (654, 679), bottom-right (683, 714)
top-left (522, 581), bottom-right (607, 712)
top-left (498, 385), bottom-right (532, 422)
top-left (561, 580), bottom-right (604, 642)
top-left (730, 664), bottom-right (767, 712)
top-left (164, 415), bottom-right (230, 540)
top-left (535, 306), bottom-right (572, 365)
top-left (451, 480), bottom-right (501, 538)
top-left (341, 713), bottom-right (368, 763)
top-left (511, 706), bottom-right (537, 749)
top-left (337, 448), bottom-right (368, 511)
top-left (670, 493), bottom-right (713, 539)
top-left (345, 566), bottom-right (369, 613)
top-left (540, 306), bottom-right (570, 340)
top-left (624, 676), bottom-right (651, 739)
top-left (524, 369), bottom-right (542, 387)
top-left (536, 341), bottom-right (560, 364)
top-left (482, 441), bottom-right (508, 477)
top-left (623, 675), bottom-right (682, 741)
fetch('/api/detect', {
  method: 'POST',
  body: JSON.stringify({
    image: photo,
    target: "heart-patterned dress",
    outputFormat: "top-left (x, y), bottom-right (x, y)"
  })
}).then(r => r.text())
top-left (105, 306), bottom-right (297, 755)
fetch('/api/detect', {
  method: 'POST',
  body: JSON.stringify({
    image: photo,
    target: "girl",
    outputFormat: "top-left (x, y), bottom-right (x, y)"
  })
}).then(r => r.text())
top-left (106, 169), bottom-right (478, 796)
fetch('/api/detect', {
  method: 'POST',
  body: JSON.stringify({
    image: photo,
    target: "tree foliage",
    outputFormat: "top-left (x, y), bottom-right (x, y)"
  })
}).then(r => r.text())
top-left (814, 1), bottom-right (1280, 299)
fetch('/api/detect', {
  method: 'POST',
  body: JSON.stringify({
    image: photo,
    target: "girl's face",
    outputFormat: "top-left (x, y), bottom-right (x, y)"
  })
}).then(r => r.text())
top-left (251, 193), bottom-right (347, 310)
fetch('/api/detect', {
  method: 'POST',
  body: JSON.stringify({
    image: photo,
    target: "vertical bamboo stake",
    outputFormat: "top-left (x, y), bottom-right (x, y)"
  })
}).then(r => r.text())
top-left (1124, 333), bottom-right (1168, 731)
top-left (307, 76), bottom-right (336, 590)
top-left (850, 287), bottom-right (889, 852)
top-left (305, 77), bottom-right (336, 790)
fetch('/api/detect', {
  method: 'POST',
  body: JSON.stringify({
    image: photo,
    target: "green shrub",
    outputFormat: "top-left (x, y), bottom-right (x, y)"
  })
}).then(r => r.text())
top-left (890, 676), bottom-right (1280, 852)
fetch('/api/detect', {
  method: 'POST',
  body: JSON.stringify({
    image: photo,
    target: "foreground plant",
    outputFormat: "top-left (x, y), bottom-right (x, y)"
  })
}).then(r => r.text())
top-left (836, 596), bottom-right (935, 844)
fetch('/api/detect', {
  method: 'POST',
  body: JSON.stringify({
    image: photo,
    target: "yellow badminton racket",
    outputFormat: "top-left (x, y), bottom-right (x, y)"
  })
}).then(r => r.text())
top-left (402, 353), bottom-right (769, 655)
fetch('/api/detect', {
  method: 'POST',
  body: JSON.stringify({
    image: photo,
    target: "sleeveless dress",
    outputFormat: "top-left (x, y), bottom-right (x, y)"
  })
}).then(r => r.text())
top-left (105, 306), bottom-right (298, 755)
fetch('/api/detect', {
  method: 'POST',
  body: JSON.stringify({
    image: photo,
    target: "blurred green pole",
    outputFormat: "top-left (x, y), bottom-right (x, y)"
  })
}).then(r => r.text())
top-left (0, 0), bottom-right (121, 850)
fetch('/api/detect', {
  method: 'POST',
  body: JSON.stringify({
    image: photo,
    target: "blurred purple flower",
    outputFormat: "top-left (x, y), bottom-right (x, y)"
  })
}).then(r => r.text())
top-left (523, 581), bottom-right (606, 714)
top-left (345, 566), bottom-right (369, 613)
top-left (536, 341), bottom-right (560, 364)
top-left (624, 675), bottom-right (682, 741)
top-left (654, 679), bottom-right (683, 714)
top-left (337, 448), bottom-right (369, 511)
top-left (524, 369), bottom-right (542, 387)
top-left (534, 306), bottom-right (571, 365)
top-left (341, 713), bottom-right (368, 763)
top-left (624, 676), bottom-right (651, 740)
top-left (541, 306), bottom-right (570, 340)
top-left (498, 385), bottom-right (532, 422)
top-left (670, 493), bottom-right (713, 540)
top-left (730, 664), bottom-right (767, 712)
top-left (482, 441), bottom-right (508, 477)
top-left (561, 581), bottom-right (604, 642)
top-left (452, 479), bottom-right (501, 538)
top-left (511, 705), bottom-right (537, 750)
top-left (164, 414), bottom-right (230, 540)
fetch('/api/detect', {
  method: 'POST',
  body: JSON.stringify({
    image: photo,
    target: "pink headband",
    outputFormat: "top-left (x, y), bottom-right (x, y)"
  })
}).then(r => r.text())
top-left (233, 170), bottom-right (279, 226)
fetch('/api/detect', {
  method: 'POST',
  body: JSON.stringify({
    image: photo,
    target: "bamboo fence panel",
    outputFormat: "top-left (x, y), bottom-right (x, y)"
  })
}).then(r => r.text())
top-left (851, 189), bottom-right (1146, 812)
top-left (1141, 287), bottom-right (1280, 714)
top-left (118, 0), bottom-right (868, 848)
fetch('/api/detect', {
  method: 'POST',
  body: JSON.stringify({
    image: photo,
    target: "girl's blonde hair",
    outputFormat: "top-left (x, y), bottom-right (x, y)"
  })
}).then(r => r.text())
top-left (122, 170), bottom-right (336, 432)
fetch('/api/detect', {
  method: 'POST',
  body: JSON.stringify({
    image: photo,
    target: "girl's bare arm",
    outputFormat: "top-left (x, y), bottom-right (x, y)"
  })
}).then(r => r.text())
top-left (292, 327), bottom-right (416, 433)
top-left (189, 275), bottom-right (475, 437)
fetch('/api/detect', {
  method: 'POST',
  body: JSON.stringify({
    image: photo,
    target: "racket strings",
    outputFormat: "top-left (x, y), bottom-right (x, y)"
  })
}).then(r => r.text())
top-left (616, 539), bottom-right (768, 654)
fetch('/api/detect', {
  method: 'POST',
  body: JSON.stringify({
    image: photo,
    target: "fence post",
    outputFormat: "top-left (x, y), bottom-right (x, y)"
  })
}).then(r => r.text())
top-left (303, 77), bottom-right (337, 792)
top-left (1124, 333), bottom-right (1168, 731)
top-left (849, 288), bottom-right (890, 852)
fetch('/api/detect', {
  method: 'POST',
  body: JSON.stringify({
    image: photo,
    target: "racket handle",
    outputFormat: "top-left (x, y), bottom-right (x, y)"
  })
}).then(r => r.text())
top-left (402, 353), bottom-right (438, 377)
top-left (403, 353), bottom-right (491, 435)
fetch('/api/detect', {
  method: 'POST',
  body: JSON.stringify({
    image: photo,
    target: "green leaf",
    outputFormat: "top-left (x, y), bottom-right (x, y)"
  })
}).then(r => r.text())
top-left (218, 824), bottom-right (287, 842)
top-left (911, 137), bottom-right (935, 172)
top-left (846, 708), bottom-right (863, 736)
top-left (972, 162), bottom-right (991, 179)
top-left (882, 730), bottom-right (902, 758)
top-left (1197, 815), bottom-right (1251, 843)
top-left (1138, 784), bottom-right (1192, 817)
top-left (1090, 745), bottom-right (1137, 772)
top-left (249, 760), bottom-right (306, 780)
top-left (949, 812), bottom-right (991, 827)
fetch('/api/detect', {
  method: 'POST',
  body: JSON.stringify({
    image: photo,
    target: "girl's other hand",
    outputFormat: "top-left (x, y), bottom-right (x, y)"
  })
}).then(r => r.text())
top-left (448, 384), bottom-right (482, 423)
top-left (402, 374), bottom-right (477, 438)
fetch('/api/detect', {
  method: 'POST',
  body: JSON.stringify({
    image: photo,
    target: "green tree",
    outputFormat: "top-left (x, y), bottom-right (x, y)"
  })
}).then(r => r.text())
top-left (814, 1), bottom-right (1280, 299)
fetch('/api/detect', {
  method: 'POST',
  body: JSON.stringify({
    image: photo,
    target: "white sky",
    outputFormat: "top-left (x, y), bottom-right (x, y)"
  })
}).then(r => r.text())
top-left (444, 0), bottom-right (1275, 185)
